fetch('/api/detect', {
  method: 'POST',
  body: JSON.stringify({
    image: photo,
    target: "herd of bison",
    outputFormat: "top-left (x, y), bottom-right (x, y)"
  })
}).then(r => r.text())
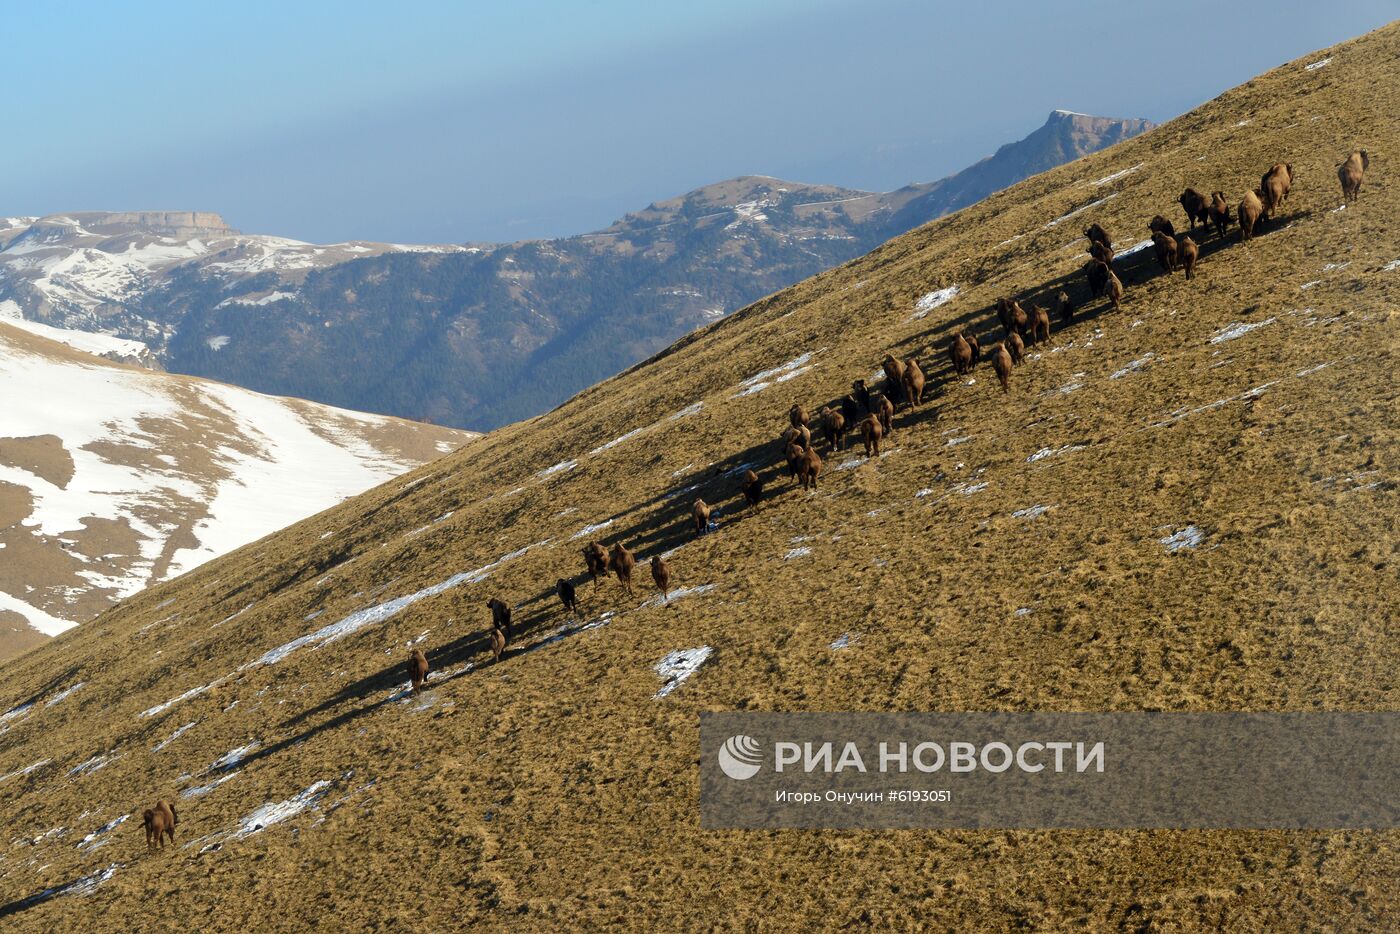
top-left (135, 151), bottom-right (1370, 852)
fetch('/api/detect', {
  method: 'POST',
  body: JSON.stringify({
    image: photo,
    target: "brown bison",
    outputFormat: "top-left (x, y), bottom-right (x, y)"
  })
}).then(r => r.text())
top-left (820, 406), bottom-right (847, 451)
top-left (1208, 191), bottom-right (1232, 238)
top-left (1089, 239), bottom-right (1114, 266)
top-left (1106, 267), bottom-right (1124, 309)
top-left (784, 439), bottom-right (806, 484)
top-left (556, 578), bottom-right (578, 616)
top-left (902, 358), bottom-right (926, 408)
top-left (992, 344), bottom-right (1013, 393)
top-left (872, 393), bottom-right (894, 435)
top-left (1148, 215), bottom-right (1177, 239)
top-left (1006, 330), bottom-right (1025, 366)
top-left (486, 597), bottom-right (512, 641)
top-left (407, 648), bottom-right (429, 695)
top-left (790, 443), bottom-right (823, 490)
top-left (143, 801), bottom-right (178, 851)
top-left (1057, 290), bottom-right (1075, 324)
top-left (965, 332), bottom-right (981, 366)
top-left (1338, 150), bottom-right (1368, 202)
top-left (860, 414), bottom-right (883, 457)
top-left (996, 297), bottom-right (1029, 338)
top-left (608, 543), bottom-right (636, 595)
top-left (788, 403), bottom-right (809, 430)
top-left (881, 354), bottom-right (906, 403)
top-left (781, 424), bottom-right (811, 452)
top-left (1179, 235), bottom-right (1199, 279)
top-left (1260, 163), bottom-right (1293, 216)
top-left (489, 625), bottom-right (507, 663)
top-left (1025, 304), bottom-right (1051, 346)
top-left (692, 498), bottom-right (712, 537)
top-left (651, 555), bottom-right (671, 603)
top-left (851, 379), bottom-right (871, 413)
top-left (1178, 188), bottom-right (1211, 229)
top-left (949, 333), bottom-right (974, 375)
top-left (1238, 189), bottom-right (1265, 242)
top-left (1151, 230), bottom-right (1178, 273)
top-left (1084, 223), bottom-right (1112, 251)
top-left (1085, 259), bottom-right (1110, 297)
top-left (740, 469), bottom-right (764, 507)
top-left (582, 542), bottom-right (608, 589)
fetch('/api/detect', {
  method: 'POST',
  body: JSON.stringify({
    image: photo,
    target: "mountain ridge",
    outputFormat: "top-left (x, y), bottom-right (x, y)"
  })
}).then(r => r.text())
top-left (0, 111), bottom-right (1152, 431)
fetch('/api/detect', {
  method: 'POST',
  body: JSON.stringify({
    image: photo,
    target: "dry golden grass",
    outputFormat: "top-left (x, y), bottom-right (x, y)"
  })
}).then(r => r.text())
top-left (1, 23), bottom-right (1398, 931)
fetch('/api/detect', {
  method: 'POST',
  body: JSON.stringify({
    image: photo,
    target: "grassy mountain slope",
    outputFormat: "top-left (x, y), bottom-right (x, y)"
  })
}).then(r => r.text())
top-left (1, 24), bottom-right (1397, 931)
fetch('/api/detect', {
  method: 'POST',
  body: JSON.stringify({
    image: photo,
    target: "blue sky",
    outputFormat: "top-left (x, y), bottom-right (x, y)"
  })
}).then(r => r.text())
top-left (4, 1), bottom-right (1393, 244)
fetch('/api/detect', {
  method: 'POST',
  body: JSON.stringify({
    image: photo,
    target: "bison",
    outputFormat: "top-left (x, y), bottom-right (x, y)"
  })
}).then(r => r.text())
top-left (851, 379), bottom-right (871, 413)
top-left (790, 443), bottom-right (822, 490)
top-left (1338, 150), bottom-right (1368, 202)
top-left (1238, 189), bottom-right (1265, 242)
top-left (407, 648), bottom-right (429, 695)
top-left (965, 332), bottom-right (981, 366)
top-left (1090, 239), bottom-right (1115, 266)
top-left (556, 578), bottom-right (578, 616)
top-left (881, 354), bottom-right (906, 404)
top-left (1025, 304), bottom-right (1051, 346)
top-left (1148, 215), bottom-right (1177, 239)
top-left (582, 542), bottom-right (608, 589)
top-left (1208, 191), bottom-right (1232, 238)
top-left (651, 555), bottom-right (671, 603)
top-left (1260, 163), bottom-right (1293, 217)
top-left (820, 406), bottom-right (847, 451)
top-left (788, 403), bottom-right (810, 430)
top-left (1085, 259), bottom-right (1110, 297)
top-left (992, 344), bottom-right (1013, 393)
top-left (608, 543), bottom-right (636, 595)
top-left (1151, 230), bottom-right (1178, 273)
top-left (1106, 267), bottom-right (1124, 309)
top-left (486, 597), bottom-right (512, 641)
top-left (1179, 188), bottom-right (1211, 229)
top-left (1084, 223), bottom-right (1112, 251)
top-left (949, 333), bottom-right (974, 375)
top-left (143, 801), bottom-right (178, 852)
top-left (1057, 290), bottom-right (1075, 324)
top-left (692, 498), bottom-right (712, 537)
top-left (840, 394), bottom-right (862, 428)
top-left (489, 625), bottom-right (507, 663)
top-left (902, 358), bottom-right (926, 408)
top-left (996, 297), bottom-right (1029, 338)
top-left (860, 414), bottom-right (883, 457)
top-left (741, 468), bottom-right (764, 507)
top-left (1179, 235), bottom-right (1199, 279)
top-left (872, 393), bottom-right (894, 435)
top-left (1006, 330), bottom-right (1025, 366)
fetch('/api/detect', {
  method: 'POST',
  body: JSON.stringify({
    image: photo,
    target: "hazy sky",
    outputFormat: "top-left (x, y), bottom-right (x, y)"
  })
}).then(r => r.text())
top-left (4, 1), bottom-right (1393, 244)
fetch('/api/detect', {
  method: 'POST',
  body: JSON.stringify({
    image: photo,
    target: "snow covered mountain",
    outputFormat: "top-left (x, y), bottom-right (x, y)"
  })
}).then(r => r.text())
top-left (0, 211), bottom-right (471, 360)
top-left (0, 319), bottom-right (473, 659)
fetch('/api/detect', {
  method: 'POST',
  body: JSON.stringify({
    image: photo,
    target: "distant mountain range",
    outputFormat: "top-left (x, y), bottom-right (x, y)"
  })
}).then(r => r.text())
top-left (0, 318), bottom-right (471, 658)
top-left (0, 111), bottom-right (1152, 430)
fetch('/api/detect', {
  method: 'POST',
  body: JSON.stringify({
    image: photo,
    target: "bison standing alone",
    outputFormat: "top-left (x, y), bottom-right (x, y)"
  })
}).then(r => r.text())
top-left (741, 469), bottom-right (764, 507)
top-left (651, 555), bottom-right (672, 603)
top-left (407, 648), bottom-right (430, 695)
top-left (556, 578), bottom-right (578, 616)
top-left (1338, 150), bottom-right (1368, 202)
top-left (692, 499), bottom-right (712, 537)
top-left (143, 801), bottom-right (178, 852)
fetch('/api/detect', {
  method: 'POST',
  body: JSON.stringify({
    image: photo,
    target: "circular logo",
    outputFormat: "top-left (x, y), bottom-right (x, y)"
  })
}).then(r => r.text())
top-left (718, 734), bottom-right (762, 780)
